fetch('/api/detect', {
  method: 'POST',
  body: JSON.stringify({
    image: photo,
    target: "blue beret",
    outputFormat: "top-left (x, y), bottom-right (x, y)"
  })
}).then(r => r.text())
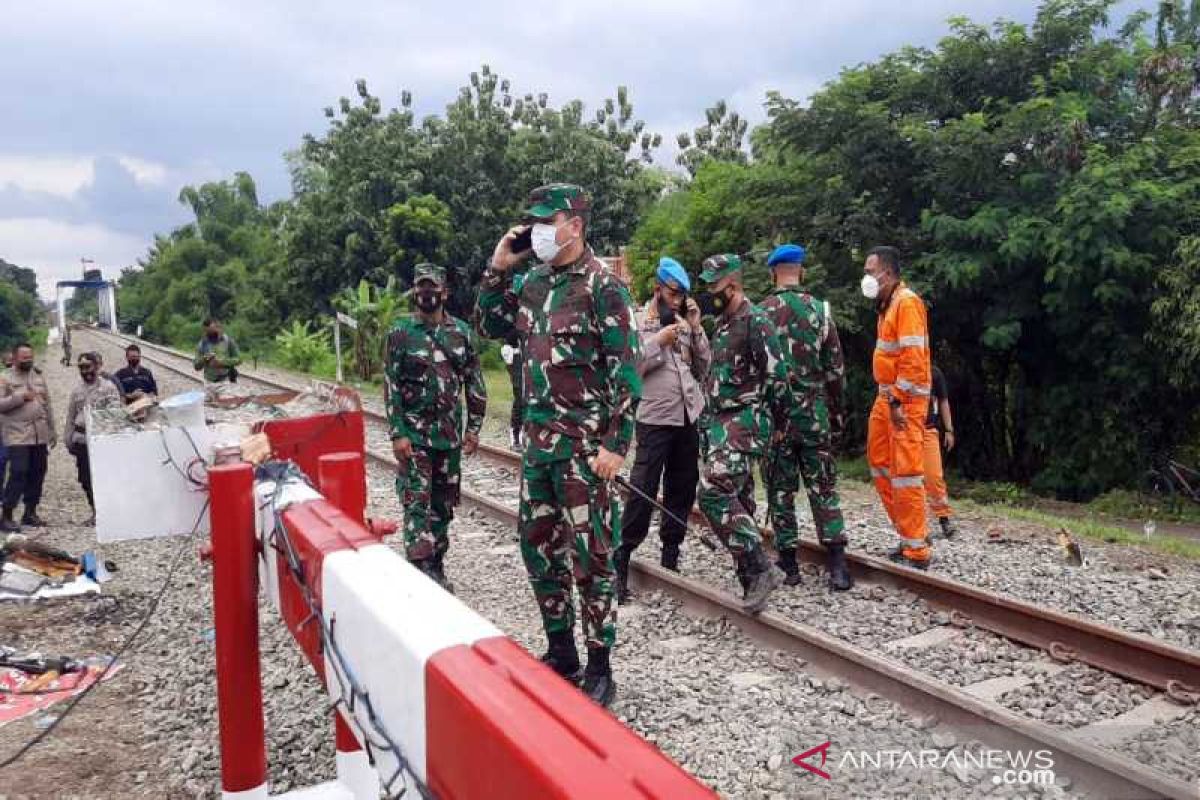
top-left (767, 243), bottom-right (807, 268)
top-left (656, 257), bottom-right (691, 292)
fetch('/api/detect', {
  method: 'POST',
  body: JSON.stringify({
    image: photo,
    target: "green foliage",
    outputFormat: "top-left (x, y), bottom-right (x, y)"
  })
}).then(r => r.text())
top-left (117, 173), bottom-right (288, 349)
top-left (274, 320), bottom-right (334, 374)
top-left (0, 259), bottom-right (38, 298)
top-left (333, 279), bottom-right (406, 381)
top-left (283, 66), bottom-right (663, 319)
top-left (630, 0), bottom-right (1200, 499)
top-left (0, 278), bottom-right (40, 352)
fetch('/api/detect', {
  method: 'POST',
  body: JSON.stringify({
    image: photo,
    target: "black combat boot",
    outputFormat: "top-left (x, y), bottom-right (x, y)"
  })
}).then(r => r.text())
top-left (776, 547), bottom-right (801, 586)
top-left (0, 507), bottom-right (19, 533)
top-left (741, 546), bottom-right (783, 615)
top-left (20, 506), bottom-right (46, 528)
top-left (938, 517), bottom-right (959, 540)
top-left (431, 550), bottom-right (455, 594)
top-left (614, 546), bottom-right (632, 605)
top-left (735, 560), bottom-right (750, 593)
top-left (660, 541), bottom-right (680, 572)
top-left (581, 646), bottom-right (616, 707)
top-left (825, 542), bottom-right (853, 591)
top-left (540, 630), bottom-right (583, 684)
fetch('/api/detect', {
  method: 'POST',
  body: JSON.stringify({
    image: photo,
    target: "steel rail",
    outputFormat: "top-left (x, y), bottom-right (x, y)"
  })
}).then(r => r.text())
top-left (79, 328), bottom-right (1195, 798)
top-left (359, 445), bottom-right (1198, 800)
top-left (80, 326), bottom-right (1200, 697)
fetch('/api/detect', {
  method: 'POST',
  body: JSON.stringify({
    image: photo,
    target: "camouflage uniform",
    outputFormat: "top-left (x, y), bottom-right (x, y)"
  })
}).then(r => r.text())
top-left (385, 264), bottom-right (487, 563)
top-left (760, 287), bottom-right (847, 548)
top-left (476, 186), bottom-right (641, 652)
top-left (695, 256), bottom-right (793, 557)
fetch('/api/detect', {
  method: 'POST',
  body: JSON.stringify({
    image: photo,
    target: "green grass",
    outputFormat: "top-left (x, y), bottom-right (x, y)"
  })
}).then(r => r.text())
top-left (1086, 488), bottom-right (1200, 526)
top-left (956, 498), bottom-right (1200, 560)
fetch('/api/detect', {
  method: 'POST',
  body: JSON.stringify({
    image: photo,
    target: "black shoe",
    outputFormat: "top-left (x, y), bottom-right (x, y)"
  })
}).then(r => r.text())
top-left (540, 630), bottom-right (583, 684)
top-left (825, 542), bottom-right (854, 591)
top-left (938, 517), bottom-right (959, 540)
top-left (741, 546), bottom-right (783, 615)
top-left (776, 547), bottom-right (801, 586)
top-left (614, 547), bottom-right (632, 605)
top-left (887, 549), bottom-right (931, 571)
top-left (431, 551), bottom-right (455, 594)
top-left (581, 647), bottom-right (616, 707)
top-left (0, 517), bottom-right (19, 533)
top-left (660, 542), bottom-right (680, 572)
top-left (20, 509), bottom-right (46, 528)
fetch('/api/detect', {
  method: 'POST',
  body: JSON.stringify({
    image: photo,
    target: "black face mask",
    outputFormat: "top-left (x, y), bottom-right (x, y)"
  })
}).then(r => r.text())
top-left (697, 288), bottom-right (730, 318)
top-left (415, 291), bottom-right (443, 313)
top-left (16, 361), bottom-right (32, 372)
top-left (657, 296), bottom-right (677, 326)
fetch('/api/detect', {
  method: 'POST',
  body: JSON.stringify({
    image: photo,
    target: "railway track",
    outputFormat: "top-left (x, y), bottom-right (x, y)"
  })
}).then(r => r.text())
top-left (81, 326), bottom-right (1200, 798)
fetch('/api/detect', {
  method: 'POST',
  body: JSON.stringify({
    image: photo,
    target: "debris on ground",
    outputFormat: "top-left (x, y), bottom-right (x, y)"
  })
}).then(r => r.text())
top-left (0, 649), bottom-right (122, 727)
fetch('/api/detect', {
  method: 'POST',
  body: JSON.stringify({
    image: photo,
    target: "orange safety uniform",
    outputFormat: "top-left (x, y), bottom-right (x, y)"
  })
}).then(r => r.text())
top-left (868, 282), bottom-right (932, 560)
top-left (923, 427), bottom-right (952, 519)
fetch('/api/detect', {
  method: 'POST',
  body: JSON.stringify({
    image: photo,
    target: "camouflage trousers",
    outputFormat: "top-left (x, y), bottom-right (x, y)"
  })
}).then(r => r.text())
top-left (765, 431), bottom-right (845, 549)
top-left (396, 446), bottom-right (461, 562)
top-left (518, 449), bottom-right (619, 650)
top-left (698, 447), bottom-right (762, 557)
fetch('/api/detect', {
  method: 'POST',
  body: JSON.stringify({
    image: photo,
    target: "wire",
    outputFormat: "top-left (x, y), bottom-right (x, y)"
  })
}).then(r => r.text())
top-left (0, 498), bottom-right (209, 772)
top-left (264, 468), bottom-right (431, 800)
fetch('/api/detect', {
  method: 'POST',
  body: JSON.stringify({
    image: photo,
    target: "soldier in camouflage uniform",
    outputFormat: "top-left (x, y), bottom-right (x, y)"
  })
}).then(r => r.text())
top-left (476, 184), bottom-right (640, 707)
top-left (761, 244), bottom-right (852, 590)
top-left (695, 254), bottom-right (792, 614)
top-left (385, 263), bottom-right (487, 592)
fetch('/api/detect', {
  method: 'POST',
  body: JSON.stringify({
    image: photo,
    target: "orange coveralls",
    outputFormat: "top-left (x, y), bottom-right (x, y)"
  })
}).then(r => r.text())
top-left (868, 283), bottom-right (932, 560)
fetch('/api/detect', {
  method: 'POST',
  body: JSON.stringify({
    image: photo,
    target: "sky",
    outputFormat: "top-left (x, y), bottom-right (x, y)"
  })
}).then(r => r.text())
top-left (0, 0), bottom-right (1128, 299)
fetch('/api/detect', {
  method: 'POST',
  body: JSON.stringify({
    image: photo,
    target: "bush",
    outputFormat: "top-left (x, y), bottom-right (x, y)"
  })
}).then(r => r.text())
top-left (274, 321), bottom-right (335, 374)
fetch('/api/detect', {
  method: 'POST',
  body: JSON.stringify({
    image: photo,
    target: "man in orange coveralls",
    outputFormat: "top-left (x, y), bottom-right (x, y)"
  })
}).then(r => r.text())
top-left (861, 246), bottom-right (934, 569)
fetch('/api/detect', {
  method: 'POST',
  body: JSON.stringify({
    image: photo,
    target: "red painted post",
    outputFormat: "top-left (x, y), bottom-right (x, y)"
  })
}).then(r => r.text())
top-left (318, 452), bottom-right (367, 526)
top-left (209, 463), bottom-right (268, 798)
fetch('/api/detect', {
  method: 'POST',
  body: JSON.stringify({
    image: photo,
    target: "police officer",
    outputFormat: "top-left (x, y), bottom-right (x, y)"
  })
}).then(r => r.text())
top-left (760, 244), bottom-right (852, 590)
top-left (614, 257), bottom-right (709, 603)
top-left (386, 263), bottom-right (487, 591)
top-left (695, 254), bottom-right (792, 614)
top-left (477, 184), bottom-right (641, 707)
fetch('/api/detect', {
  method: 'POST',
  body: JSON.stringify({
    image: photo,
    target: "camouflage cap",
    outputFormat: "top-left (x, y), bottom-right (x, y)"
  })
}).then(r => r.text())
top-left (698, 253), bottom-right (743, 285)
top-left (524, 183), bottom-right (591, 220)
top-left (413, 262), bottom-right (446, 287)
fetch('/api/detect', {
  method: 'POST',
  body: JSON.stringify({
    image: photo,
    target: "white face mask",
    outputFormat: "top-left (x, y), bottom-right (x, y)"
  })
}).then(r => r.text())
top-left (531, 221), bottom-right (571, 262)
top-left (861, 273), bottom-right (880, 300)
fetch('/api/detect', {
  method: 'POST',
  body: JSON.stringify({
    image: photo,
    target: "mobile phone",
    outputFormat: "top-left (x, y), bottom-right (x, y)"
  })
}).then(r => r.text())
top-left (510, 226), bottom-right (533, 254)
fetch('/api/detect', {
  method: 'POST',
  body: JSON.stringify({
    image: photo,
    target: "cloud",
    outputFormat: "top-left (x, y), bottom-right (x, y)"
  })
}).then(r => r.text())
top-left (2, 0), bottom-right (1087, 296)
top-left (0, 155), bottom-right (94, 197)
top-left (0, 155), bottom-right (191, 237)
top-left (0, 217), bottom-right (148, 300)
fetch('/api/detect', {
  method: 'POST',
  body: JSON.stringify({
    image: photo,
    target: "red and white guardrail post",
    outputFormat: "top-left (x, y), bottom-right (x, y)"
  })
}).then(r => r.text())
top-left (210, 450), bottom-right (717, 800)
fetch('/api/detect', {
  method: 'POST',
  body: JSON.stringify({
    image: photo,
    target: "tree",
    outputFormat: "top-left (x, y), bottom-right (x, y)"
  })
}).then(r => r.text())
top-left (630, 0), bottom-right (1200, 498)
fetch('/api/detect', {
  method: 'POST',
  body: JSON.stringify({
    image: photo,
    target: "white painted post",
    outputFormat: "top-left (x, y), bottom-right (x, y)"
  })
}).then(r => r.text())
top-left (334, 319), bottom-right (343, 384)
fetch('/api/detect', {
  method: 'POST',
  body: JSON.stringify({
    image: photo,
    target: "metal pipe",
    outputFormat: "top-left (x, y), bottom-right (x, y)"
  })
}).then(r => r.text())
top-left (210, 463), bottom-right (268, 800)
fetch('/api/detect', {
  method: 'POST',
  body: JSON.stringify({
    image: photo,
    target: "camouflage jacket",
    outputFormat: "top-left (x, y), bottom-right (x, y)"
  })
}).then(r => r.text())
top-left (701, 298), bottom-right (792, 456)
top-left (385, 313), bottom-right (487, 451)
top-left (759, 287), bottom-right (846, 424)
top-left (476, 247), bottom-right (641, 463)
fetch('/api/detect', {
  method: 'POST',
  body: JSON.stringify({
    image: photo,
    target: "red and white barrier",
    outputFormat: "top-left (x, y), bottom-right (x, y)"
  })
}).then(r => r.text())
top-left (209, 452), bottom-right (715, 800)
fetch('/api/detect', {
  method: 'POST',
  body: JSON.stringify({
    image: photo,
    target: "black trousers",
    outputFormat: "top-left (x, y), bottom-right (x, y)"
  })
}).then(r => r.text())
top-left (620, 421), bottom-right (700, 552)
top-left (2, 444), bottom-right (49, 512)
top-left (74, 446), bottom-right (94, 508)
top-left (506, 358), bottom-right (525, 437)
